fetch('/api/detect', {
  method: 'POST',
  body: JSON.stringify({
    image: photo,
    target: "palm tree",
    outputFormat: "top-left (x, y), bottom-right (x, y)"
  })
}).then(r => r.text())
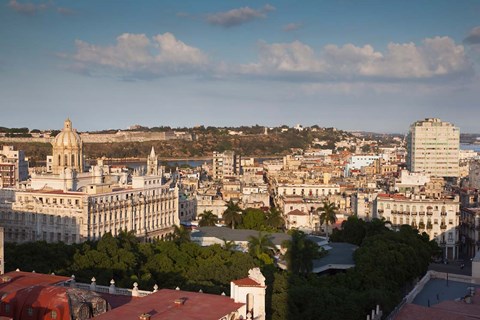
top-left (266, 207), bottom-right (285, 230)
top-left (172, 225), bottom-right (190, 244)
top-left (223, 200), bottom-right (243, 229)
top-left (247, 232), bottom-right (276, 264)
top-left (222, 238), bottom-right (237, 251)
top-left (198, 210), bottom-right (218, 227)
top-left (317, 201), bottom-right (338, 241)
top-left (284, 230), bottom-right (321, 274)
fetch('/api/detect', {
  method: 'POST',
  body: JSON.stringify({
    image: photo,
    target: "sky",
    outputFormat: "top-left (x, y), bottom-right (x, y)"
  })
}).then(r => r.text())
top-left (1, 0), bottom-right (480, 133)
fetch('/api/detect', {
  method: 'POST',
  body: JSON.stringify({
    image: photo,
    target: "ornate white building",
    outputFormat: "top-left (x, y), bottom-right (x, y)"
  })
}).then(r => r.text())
top-left (0, 119), bottom-right (179, 244)
top-left (374, 193), bottom-right (460, 260)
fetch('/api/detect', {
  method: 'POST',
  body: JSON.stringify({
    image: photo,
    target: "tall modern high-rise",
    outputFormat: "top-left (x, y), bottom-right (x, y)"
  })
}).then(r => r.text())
top-left (406, 118), bottom-right (459, 178)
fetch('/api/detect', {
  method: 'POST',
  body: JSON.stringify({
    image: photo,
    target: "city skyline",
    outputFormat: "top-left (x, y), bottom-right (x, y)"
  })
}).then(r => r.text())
top-left (1, 0), bottom-right (480, 132)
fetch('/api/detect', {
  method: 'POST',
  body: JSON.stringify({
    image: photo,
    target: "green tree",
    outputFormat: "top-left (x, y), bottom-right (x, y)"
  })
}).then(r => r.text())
top-left (317, 201), bottom-right (338, 241)
top-left (241, 208), bottom-right (267, 230)
top-left (266, 207), bottom-right (285, 231)
top-left (172, 225), bottom-right (190, 244)
top-left (198, 210), bottom-right (218, 227)
top-left (223, 200), bottom-right (243, 229)
top-left (283, 230), bottom-right (323, 274)
top-left (247, 232), bottom-right (276, 265)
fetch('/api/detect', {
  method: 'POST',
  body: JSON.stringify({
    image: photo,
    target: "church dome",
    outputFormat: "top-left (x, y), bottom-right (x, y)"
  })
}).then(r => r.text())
top-left (52, 118), bottom-right (82, 148)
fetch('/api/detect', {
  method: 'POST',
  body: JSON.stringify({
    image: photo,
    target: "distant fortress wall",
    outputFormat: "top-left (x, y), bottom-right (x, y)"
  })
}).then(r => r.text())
top-left (0, 131), bottom-right (193, 144)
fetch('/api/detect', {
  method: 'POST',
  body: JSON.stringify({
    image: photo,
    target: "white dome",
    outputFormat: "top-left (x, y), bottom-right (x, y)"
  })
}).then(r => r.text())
top-left (53, 118), bottom-right (82, 148)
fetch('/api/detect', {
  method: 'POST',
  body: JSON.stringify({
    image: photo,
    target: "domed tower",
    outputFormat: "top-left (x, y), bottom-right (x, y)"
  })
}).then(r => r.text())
top-left (52, 118), bottom-right (84, 174)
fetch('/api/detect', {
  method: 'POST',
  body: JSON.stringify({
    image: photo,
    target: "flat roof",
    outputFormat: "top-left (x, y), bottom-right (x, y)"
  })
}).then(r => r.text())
top-left (412, 279), bottom-right (480, 307)
top-left (191, 226), bottom-right (291, 246)
top-left (312, 242), bottom-right (358, 273)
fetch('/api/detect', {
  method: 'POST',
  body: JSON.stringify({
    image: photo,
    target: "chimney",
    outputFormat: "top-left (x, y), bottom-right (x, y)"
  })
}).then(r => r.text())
top-left (139, 314), bottom-right (151, 320)
top-left (174, 297), bottom-right (188, 306)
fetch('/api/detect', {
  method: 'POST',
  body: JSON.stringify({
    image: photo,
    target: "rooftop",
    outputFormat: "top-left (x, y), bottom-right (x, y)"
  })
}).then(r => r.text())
top-left (94, 289), bottom-right (244, 320)
top-left (191, 226), bottom-right (291, 246)
top-left (312, 242), bottom-right (358, 273)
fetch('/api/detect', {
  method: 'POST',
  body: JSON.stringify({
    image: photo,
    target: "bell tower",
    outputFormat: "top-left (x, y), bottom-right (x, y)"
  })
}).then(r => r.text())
top-left (147, 147), bottom-right (158, 176)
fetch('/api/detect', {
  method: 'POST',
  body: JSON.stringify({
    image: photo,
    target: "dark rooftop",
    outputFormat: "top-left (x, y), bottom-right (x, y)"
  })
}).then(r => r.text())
top-left (191, 226), bottom-right (291, 246)
top-left (312, 242), bottom-right (358, 273)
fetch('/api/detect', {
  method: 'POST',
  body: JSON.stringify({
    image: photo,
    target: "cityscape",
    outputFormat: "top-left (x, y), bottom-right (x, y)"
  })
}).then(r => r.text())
top-left (2, 1), bottom-right (480, 320)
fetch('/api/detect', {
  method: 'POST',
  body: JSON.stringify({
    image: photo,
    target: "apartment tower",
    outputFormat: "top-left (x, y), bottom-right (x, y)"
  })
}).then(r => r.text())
top-left (406, 118), bottom-right (459, 178)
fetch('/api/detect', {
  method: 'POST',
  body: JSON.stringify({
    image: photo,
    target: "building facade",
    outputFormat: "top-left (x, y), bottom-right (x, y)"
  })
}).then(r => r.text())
top-left (375, 193), bottom-right (460, 259)
top-left (213, 151), bottom-right (241, 181)
top-left (406, 118), bottom-right (460, 178)
top-left (0, 145), bottom-right (28, 188)
top-left (0, 119), bottom-right (180, 244)
top-left (1, 179), bottom-right (179, 243)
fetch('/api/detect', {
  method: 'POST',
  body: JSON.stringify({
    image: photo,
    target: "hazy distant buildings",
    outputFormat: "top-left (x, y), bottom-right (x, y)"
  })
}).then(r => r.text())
top-left (406, 118), bottom-right (459, 178)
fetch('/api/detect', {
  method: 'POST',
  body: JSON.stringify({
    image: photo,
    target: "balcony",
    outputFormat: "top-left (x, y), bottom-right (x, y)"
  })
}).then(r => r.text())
top-left (440, 224), bottom-right (447, 230)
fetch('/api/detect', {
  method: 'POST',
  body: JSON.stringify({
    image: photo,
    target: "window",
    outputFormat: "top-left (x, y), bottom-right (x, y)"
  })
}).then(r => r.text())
top-left (51, 311), bottom-right (57, 319)
top-left (27, 306), bottom-right (33, 316)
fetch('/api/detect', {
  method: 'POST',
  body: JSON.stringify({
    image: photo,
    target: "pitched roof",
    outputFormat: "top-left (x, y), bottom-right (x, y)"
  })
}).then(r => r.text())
top-left (94, 289), bottom-right (244, 320)
top-left (231, 277), bottom-right (264, 287)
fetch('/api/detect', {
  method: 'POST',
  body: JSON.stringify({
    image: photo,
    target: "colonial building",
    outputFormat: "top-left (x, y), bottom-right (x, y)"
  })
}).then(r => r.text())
top-left (51, 118), bottom-right (84, 174)
top-left (0, 268), bottom-right (266, 320)
top-left (460, 207), bottom-right (480, 259)
top-left (375, 193), bottom-right (460, 259)
top-left (0, 119), bottom-right (179, 244)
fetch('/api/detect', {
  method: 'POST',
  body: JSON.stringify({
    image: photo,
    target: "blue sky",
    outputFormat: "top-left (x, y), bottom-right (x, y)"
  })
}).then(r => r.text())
top-left (1, 0), bottom-right (480, 133)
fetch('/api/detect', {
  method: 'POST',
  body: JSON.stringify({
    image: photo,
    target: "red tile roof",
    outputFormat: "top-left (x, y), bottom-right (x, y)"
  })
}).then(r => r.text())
top-left (0, 271), bottom-right (69, 296)
top-left (94, 289), bottom-right (244, 320)
top-left (231, 277), bottom-right (263, 287)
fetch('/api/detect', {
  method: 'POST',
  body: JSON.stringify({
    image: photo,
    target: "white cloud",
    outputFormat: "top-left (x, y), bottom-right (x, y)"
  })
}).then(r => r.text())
top-left (57, 7), bottom-right (74, 15)
top-left (68, 33), bottom-right (208, 79)
top-left (283, 23), bottom-right (302, 32)
top-left (464, 26), bottom-right (480, 45)
top-left (8, 0), bottom-right (75, 16)
top-left (238, 36), bottom-right (472, 81)
top-left (8, 0), bottom-right (48, 15)
top-left (207, 5), bottom-right (275, 28)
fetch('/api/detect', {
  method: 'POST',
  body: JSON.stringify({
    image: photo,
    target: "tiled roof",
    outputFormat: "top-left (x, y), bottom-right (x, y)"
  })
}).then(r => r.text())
top-left (94, 289), bottom-right (244, 320)
top-left (232, 277), bottom-right (263, 287)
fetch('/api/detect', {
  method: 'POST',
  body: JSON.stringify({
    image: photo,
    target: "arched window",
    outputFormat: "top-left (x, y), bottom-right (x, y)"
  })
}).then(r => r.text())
top-left (72, 154), bottom-right (75, 166)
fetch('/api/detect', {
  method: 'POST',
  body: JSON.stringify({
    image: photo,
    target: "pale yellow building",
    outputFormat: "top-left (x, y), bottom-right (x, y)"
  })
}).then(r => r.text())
top-left (406, 118), bottom-right (459, 178)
